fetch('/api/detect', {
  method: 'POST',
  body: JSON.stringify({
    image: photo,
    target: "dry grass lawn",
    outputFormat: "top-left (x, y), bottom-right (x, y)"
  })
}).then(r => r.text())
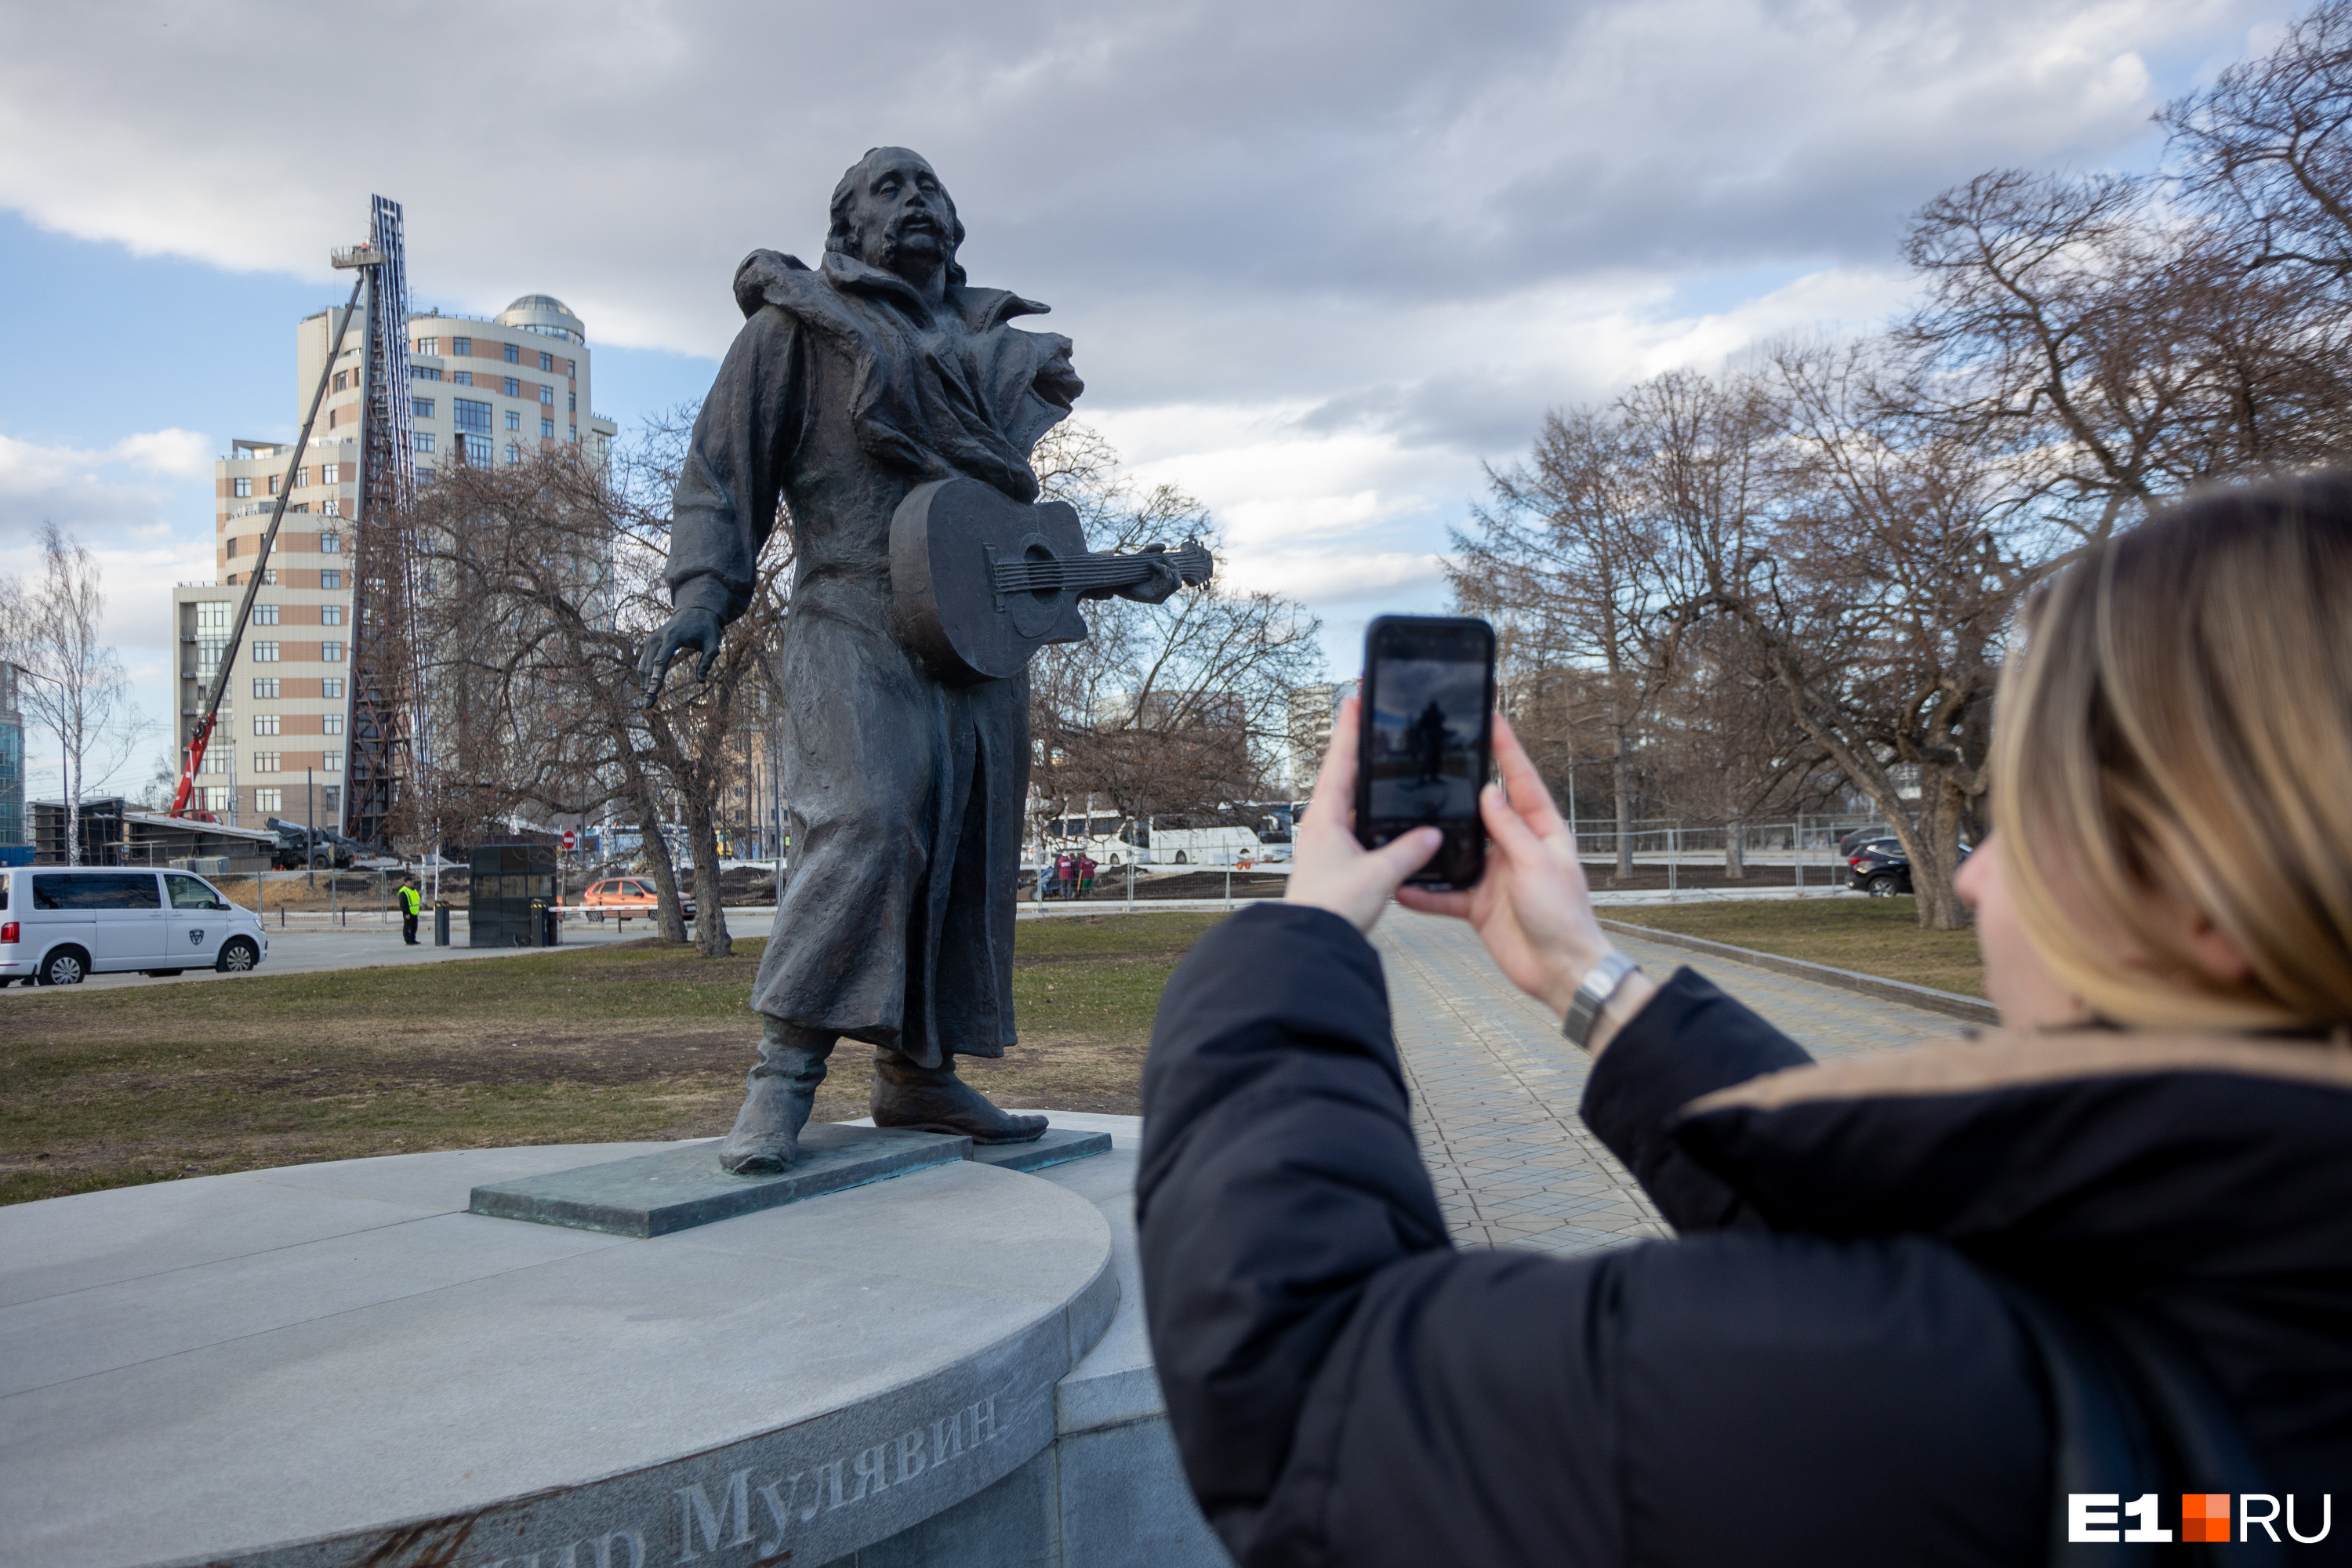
top-left (0, 913), bottom-right (1221, 1207)
top-left (1607, 896), bottom-right (1987, 998)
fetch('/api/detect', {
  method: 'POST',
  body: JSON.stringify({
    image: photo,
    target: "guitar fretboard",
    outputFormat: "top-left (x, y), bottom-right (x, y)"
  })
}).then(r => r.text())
top-left (991, 553), bottom-right (1178, 593)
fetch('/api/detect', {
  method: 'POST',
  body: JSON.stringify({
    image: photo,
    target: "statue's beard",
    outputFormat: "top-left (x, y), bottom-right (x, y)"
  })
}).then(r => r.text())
top-left (876, 217), bottom-right (949, 275)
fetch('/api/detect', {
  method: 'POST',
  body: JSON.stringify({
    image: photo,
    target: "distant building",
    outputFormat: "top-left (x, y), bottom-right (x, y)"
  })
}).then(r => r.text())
top-left (0, 662), bottom-right (24, 848)
top-left (170, 295), bottom-right (619, 828)
top-left (1287, 680), bottom-right (1356, 796)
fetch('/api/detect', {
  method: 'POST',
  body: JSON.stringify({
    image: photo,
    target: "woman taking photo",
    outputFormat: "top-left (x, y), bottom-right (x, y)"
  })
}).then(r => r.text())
top-left (1138, 476), bottom-right (2352, 1566)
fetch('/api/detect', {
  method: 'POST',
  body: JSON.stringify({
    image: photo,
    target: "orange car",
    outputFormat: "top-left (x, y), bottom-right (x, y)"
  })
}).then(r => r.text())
top-left (582, 877), bottom-right (695, 924)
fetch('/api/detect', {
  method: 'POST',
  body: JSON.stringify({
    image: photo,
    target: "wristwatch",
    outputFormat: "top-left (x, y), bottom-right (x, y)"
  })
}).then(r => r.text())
top-left (1563, 949), bottom-right (1642, 1051)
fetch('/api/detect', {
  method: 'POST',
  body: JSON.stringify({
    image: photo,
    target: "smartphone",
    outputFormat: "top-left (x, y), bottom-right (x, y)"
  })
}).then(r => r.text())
top-left (1354, 615), bottom-right (1497, 888)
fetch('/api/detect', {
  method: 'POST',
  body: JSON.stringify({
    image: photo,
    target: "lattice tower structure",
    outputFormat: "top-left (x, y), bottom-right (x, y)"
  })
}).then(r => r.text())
top-left (345, 194), bottom-right (420, 848)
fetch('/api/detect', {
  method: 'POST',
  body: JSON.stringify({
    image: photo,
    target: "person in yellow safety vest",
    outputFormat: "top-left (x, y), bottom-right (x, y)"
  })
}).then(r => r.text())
top-left (397, 876), bottom-right (423, 946)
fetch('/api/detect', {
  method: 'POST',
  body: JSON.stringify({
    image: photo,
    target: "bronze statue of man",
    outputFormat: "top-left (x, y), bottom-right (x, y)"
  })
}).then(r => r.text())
top-left (639, 147), bottom-right (1173, 1172)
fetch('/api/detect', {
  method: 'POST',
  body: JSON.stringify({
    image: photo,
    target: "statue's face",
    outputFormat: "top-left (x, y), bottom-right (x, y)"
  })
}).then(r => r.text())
top-left (844, 150), bottom-right (956, 280)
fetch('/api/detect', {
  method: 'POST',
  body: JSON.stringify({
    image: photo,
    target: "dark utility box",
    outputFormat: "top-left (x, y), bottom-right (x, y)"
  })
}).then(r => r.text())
top-left (468, 843), bottom-right (557, 948)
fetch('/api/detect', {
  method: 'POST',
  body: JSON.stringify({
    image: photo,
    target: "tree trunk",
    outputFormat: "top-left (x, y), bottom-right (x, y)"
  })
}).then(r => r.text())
top-left (626, 767), bottom-right (691, 943)
top-left (1611, 743), bottom-right (1634, 884)
top-left (1910, 765), bottom-right (1972, 931)
top-left (1724, 818), bottom-right (1745, 880)
top-left (683, 793), bottom-right (734, 958)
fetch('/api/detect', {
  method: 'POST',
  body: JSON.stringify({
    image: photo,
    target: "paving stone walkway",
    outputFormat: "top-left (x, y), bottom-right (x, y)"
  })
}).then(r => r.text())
top-left (1370, 909), bottom-right (1970, 1255)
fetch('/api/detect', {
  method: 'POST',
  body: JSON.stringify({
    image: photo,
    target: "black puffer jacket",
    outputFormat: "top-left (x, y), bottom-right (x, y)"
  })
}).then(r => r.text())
top-left (1138, 905), bottom-right (2352, 1566)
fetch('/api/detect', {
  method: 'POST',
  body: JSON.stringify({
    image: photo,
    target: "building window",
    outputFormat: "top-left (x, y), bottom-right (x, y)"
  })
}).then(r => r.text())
top-left (320, 532), bottom-right (341, 554)
top-left (538, 351), bottom-right (554, 372)
top-left (252, 677), bottom-right (279, 699)
top-left (503, 376), bottom-right (521, 397)
top-left (503, 343), bottom-right (520, 363)
top-left (452, 370), bottom-right (471, 386)
top-left (412, 431), bottom-right (434, 452)
top-left (412, 397), bottom-right (434, 419)
top-left (268, 473), bottom-right (281, 494)
top-left (453, 397), bottom-right (492, 433)
top-left (412, 365), bottom-right (441, 381)
top-left (539, 417), bottom-right (554, 439)
top-left (323, 753), bottom-right (343, 771)
top-left (323, 640), bottom-right (345, 662)
top-left (414, 336), bottom-right (438, 355)
top-left (260, 570), bottom-right (277, 585)
top-left (565, 358), bottom-right (576, 378)
top-left (253, 641), bottom-right (279, 662)
top-left (198, 602), bottom-right (228, 633)
top-left (321, 604), bottom-right (343, 626)
top-left (332, 371), bottom-right (348, 392)
top-left (416, 466), bottom-right (435, 485)
top-left (225, 535), bottom-right (241, 557)
top-left (323, 713), bottom-right (345, 735)
top-left (505, 408), bottom-right (521, 430)
top-left (252, 715), bottom-right (280, 736)
top-left (321, 497), bottom-right (339, 516)
top-left (452, 336), bottom-right (470, 356)
top-left (233, 477), bottom-right (252, 497)
top-left (323, 785), bottom-right (342, 812)
top-left (568, 425), bottom-right (578, 444)
top-left (460, 434), bottom-right (491, 463)
top-left (568, 392), bottom-right (577, 412)
top-left (253, 604), bottom-right (279, 626)
top-left (322, 677), bottom-right (344, 699)
top-left (254, 752), bottom-right (281, 773)
top-left (201, 745), bottom-right (233, 777)
top-left (538, 384), bottom-right (554, 405)
top-left (201, 786), bottom-right (233, 811)
top-left (320, 463), bottom-right (339, 484)
top-left (320, 569), bottom-right (340, 589)
top-left (503, 444), bottom-right (521, 464)
top-left (255, 787), bottom-right (282, 812)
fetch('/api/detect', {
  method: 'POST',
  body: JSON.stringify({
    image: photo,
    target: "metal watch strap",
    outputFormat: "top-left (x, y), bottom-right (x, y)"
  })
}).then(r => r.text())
top-left (1563, 949), bottom-right (1640, 1050)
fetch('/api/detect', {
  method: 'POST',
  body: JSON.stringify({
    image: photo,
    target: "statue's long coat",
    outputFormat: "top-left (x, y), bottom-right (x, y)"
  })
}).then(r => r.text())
top-left (666, 248), bottom-right (1080, 1065)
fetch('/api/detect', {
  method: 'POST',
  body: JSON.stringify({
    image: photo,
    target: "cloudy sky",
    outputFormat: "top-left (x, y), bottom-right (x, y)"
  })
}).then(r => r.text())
top-left (0, 0), bottom-right (2303, 796)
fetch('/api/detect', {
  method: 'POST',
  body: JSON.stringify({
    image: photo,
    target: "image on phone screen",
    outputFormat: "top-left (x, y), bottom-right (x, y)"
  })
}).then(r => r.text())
top-left (1366, 657), bottom-right (1486, 825)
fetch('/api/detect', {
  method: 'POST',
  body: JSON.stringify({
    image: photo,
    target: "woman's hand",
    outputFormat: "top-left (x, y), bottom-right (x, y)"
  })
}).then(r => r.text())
top-left (1398, 714), bottom-right (1650, 1044)
top-left (1285, 697), bottom-right (1442, 933)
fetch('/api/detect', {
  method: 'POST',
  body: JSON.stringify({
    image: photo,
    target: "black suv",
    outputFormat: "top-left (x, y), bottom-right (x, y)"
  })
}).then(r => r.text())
top-left (1846, 837), bottom-right (1969, 896)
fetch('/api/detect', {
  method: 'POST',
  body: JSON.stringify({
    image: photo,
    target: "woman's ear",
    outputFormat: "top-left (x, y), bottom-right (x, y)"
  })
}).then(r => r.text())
top-left (2150, 880), bottom-right (2256, 988)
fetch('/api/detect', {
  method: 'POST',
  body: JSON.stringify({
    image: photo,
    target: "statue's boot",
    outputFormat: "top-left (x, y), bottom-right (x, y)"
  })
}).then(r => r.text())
top-left (717, 1020), bottom-right (835, 1174)
top-left (870, 1048), bottom-right (1048, 1145)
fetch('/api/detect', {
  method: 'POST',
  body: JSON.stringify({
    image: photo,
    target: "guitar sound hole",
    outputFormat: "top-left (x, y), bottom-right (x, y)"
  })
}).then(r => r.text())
top-left (1024, 543), bottom-right (1058, 603)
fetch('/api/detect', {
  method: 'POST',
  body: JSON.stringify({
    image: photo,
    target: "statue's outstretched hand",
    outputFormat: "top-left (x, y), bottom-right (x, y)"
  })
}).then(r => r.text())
top-left (1114, 543), bottom-right (1181, 605)
top-left (638, 608), bottom-right (724, 707)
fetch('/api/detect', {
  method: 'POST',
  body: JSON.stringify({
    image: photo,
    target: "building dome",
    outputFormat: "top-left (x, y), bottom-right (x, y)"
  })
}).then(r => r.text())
top-left (495, 293), bottom-right (585, 343)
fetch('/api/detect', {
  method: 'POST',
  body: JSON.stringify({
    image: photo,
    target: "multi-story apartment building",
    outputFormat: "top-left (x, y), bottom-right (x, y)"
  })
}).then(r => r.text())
top-left (172, 294), bottom-right (619, 830)
top-left (0, 662), bottom-right (24, 849)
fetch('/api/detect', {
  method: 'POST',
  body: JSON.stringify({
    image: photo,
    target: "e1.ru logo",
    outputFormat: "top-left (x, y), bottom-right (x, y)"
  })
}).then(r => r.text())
top-left (2069, 1493), bottom-right (2332, 1544)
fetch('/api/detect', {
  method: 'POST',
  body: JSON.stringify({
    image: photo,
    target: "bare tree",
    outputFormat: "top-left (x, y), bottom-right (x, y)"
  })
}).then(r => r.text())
top-left (2162, 0), bottom-right (2352, 281)
top-left (1454, 407), bottom-right (1675, 881)
top-left (404, 420), bottom-right (787, 957)
top-left (2, 525), bottom-right (134, 865)
top-left (1026, 423), bottom-right (1324, 832)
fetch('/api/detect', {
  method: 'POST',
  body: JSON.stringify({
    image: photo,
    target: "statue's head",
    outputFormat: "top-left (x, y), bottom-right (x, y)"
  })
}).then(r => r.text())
top-left (826, 147), bottom-right (967, 289)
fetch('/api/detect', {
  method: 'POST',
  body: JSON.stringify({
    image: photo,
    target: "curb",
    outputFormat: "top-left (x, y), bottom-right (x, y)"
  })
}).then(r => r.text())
top-left (1597, 918), bottom-right (1999, 1027)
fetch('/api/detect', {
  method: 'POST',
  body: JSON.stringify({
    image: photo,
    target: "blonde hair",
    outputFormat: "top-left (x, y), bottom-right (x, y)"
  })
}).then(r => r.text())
top-left (1993, 474), bottom-right (2352, 1032)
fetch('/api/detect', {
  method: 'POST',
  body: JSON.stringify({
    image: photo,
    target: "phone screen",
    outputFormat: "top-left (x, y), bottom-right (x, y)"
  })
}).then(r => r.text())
top-left (1356, 615), bottom-right (1495, 887)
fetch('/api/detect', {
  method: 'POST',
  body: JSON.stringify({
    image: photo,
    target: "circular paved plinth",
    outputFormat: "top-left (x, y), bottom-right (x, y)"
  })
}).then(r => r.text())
top-left (0, 1141), bottom-right (1116, 1568)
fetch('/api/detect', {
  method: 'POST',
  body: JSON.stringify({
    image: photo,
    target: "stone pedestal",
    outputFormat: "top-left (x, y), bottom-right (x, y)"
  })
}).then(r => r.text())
top-left (0, 1120), bottom-right (1225, 1568)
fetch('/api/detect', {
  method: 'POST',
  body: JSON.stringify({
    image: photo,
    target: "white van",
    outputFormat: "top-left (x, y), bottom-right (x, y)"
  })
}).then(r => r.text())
top-left (0, 867), bottom-right (270, 986)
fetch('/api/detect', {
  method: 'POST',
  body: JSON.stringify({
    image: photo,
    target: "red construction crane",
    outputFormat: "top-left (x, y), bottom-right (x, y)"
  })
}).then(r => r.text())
top-left (169, 243), bottom-right (384, 819)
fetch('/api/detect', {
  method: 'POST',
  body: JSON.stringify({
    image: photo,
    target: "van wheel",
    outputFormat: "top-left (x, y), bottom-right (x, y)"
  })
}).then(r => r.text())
top-left (216, 938), bottom-right (260, 973)
top-left (1864, 873), bottom-right (1900, 898)
top-left (38, 948), bottom-right (89, 986)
